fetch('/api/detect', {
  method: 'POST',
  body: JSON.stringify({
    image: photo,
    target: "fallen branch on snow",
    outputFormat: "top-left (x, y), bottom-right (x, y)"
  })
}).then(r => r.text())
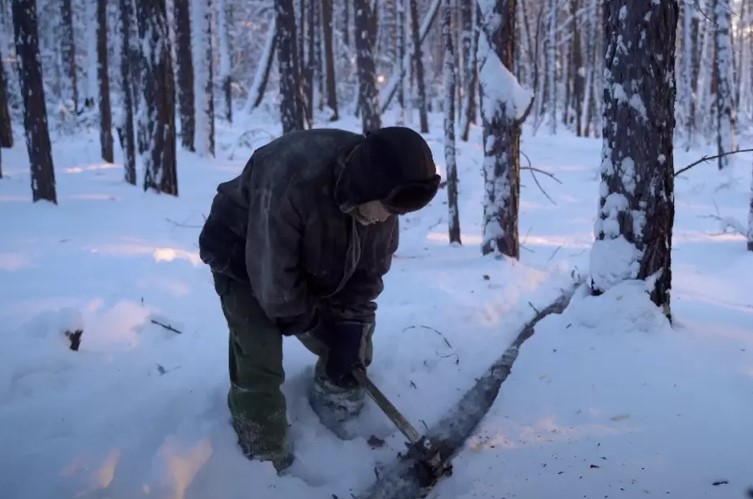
top-left (358, 281), bottom-right (582, 499)
top-left (700, 199), bottom-right (747, 237)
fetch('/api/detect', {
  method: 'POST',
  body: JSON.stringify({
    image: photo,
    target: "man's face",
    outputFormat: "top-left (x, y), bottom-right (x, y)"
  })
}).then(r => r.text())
top-left (353, 200), bottom-right (391, 225)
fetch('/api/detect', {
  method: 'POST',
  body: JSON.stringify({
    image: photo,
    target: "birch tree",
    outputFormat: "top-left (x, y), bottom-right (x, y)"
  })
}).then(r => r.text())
top-left (193, 0), bottom-right (215, 156)
top-left (443, 0), bottom-right (460, 245)
top-left (478, 0), bottom-right (531, 258)
top-left (13, 0), bottom-right (56, 203)
top-left (97, 0), bottom-right (114, 162)
top-left (590, 0), bottom-right (678, 316)
top-left (217, 0), bottom-right (232, 122)
top-left (137, 0), bottom-right (178, 195)
top-left (460, 2), bottom-right (479, 141)
top-left (174, 0), bottom-right (195, 151)
top-left (354, 0), bottom-right (380, 133)
top-left (714, 0), bottom-right (735, 169)
top-left (681, 0), bottom-right (695, 149)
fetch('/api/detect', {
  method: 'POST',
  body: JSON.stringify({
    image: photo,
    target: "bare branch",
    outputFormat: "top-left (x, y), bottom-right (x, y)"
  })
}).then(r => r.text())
top-left (520, 151), bottom-right (561, 206)
top-left (151, 319), bottom-right (183, 334)
top-left (674, 148), bottom-right (753, 177)
top-left (165, 217), bottom-right (202, 229)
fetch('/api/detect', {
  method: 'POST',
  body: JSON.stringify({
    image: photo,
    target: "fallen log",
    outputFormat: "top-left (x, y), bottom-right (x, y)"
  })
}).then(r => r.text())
top-left (357, 281), bottom-right (582, 499)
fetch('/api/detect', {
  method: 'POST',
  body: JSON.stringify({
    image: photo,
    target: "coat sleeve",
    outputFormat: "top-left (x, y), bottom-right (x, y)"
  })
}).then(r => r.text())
top-left (245, 185), bottom-right (319, 335)
top-left (323, 216), bottom-right (399, 324)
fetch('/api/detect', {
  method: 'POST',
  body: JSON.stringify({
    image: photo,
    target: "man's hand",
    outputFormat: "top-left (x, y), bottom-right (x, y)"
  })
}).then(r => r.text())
top-left (310, 320), bottom-right (370, 387)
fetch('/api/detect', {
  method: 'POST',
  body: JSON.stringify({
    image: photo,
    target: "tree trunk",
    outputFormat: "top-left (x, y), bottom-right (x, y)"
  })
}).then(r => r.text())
top-left (479, 0), bottom-right (522, 258)
top-left (276, 0), bottom-right (305, 133)
top-left (681, 0), bottom-right (695, 149)
top-left (120, 0), bottom-right (136, 185)
top-left (60, 0), bottom-right (78, 112)
top-left (570, 0), bottom-right (583, 135)
top-left (12, 0), bottom-right (56, 203)
top-left (590, 0), bottom-right (678, 316)
top-left (378, 0), bottom-right (441, 114)
top-left (218, 0), bottom-right (233, 122)
top-left (460, 3), bottom-right (479, 141)
top-left (342, 0), bottom-right (350, 47)
top-left (354, 0), bottom-right (381, 133)
top-left (136, 0), bottom-right (178, 195)
top-left (304, 0), bottom-right (315, 123)
top-left (97, 0), bottom-right (114, 163)
top-left (174, 0), bottom-right (195, 150)
top-left (322, 0), bottom-right (339, 120)
top-left (397, 0), bottom-right (406, 125)
top-left (546, 0), bottom-right (557, 134)
top-left (748, 165), bottom-right (753, 251)
top-left (409, 0), bottom-right (429, 133)
top-left (243, 16), bottom-right (278, 112)
top-left (443, 0), bottom-right (460, 245)
top-left (0, 44), bottom-right (12, 149)
top-left (314, 0), bottom-right (324, 112)
top-left (194, 0), bottom-right (215, 157)
top-left (714, 0), bottom-right (735, 170)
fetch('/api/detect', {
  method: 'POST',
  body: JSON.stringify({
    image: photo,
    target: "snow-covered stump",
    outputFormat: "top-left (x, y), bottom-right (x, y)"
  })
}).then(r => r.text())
top-left (477, 0), bottom-right (532, 258)
top-left (136, 0), bottom-right (178, 196)
top-left (713, 0), bottom-right (736, 170)
top-left (590, 1), bottom-right (678, 316)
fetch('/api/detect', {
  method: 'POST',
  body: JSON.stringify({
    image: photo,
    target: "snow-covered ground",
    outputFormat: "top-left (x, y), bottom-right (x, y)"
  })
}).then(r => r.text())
top-left (0, 110), bottom-right (751, 499)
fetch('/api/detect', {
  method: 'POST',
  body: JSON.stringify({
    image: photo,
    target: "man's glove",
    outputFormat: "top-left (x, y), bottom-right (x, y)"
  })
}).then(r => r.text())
top-left (310, 319), bottom-right (371, 387)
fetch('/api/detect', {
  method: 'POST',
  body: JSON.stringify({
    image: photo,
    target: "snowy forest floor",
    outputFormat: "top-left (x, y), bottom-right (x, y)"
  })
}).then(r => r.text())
top-left (0, 110), bottom-right (752, 499)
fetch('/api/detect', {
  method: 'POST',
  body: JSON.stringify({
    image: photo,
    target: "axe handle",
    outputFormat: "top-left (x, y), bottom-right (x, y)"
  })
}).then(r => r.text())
top-left (351, 369), bottom-right (424, 445)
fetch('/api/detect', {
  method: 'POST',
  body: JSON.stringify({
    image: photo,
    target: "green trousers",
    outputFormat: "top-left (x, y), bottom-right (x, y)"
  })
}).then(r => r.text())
top-left (212, 272), bottom-right (374, 467)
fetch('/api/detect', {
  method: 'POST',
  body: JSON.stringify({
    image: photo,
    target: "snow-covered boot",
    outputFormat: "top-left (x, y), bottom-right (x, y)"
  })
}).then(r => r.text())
top-left (308, 368), bottom-right (365, 440)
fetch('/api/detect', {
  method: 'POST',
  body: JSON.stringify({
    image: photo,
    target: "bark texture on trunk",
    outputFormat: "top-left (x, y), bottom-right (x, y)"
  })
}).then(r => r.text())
top-left (479, 0), bottom-right (521, 259)
top-left (276, 0), bottom-right (304, 133)
top-left (137, 0), bottom-right (178, 195)
top-left (97, 0), bottom-right (114, 163)
top-left (591, 0), bottom-right (678, 316)
top-left (354, 0), bottom-right (381, 133)
top-left (13, 0), bottom-right (57, 203)
top-left (174, 0), bottom-right (195, 151)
